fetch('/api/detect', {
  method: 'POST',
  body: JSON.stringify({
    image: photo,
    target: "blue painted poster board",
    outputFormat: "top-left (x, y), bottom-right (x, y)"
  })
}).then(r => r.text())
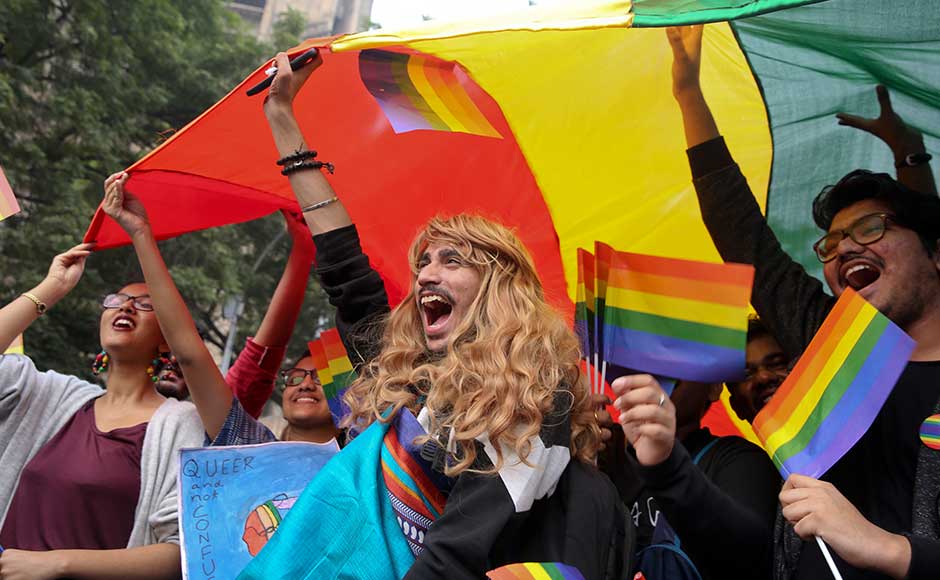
top-left (178, 440), bottom-right (339, 579)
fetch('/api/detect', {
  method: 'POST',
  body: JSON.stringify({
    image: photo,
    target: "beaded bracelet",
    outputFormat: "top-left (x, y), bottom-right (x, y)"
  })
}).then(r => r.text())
top-left (281, 160), bottom-right (335, 176)
top-left (276, 149), bottom-right (317, 166)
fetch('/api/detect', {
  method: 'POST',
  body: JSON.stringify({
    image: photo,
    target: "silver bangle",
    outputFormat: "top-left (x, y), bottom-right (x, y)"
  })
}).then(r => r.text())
top-left (301, 196), bottom-right (339, 213)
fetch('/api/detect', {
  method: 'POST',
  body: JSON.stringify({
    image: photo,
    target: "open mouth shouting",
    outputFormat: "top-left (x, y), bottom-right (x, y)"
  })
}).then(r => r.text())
top-left (839, 258), bottom-right (882, 292)
top-left (420, 291), bottom-right (454, 338)
top-left (112, 314), bottom-right (137, 331)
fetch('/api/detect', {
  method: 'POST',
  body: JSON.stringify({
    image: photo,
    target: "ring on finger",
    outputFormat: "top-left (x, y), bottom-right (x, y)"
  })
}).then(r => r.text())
top-left (658, 393), bottom-right (666, 408)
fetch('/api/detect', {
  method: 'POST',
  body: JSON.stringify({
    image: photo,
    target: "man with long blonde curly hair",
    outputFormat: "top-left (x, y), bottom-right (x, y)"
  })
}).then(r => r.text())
top-left (239, 51), bottom-right (630, 580)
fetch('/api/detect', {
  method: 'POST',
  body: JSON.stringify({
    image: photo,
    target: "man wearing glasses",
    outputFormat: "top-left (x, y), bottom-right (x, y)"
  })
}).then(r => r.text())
top-left (669, 25), bottom-right (940, 580)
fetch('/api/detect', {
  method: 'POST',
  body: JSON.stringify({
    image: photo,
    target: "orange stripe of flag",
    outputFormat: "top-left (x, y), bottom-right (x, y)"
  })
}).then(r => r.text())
top-left (423, 60), bottom-right (500, 138)
top-left (320, 328), bottom-right (347, 359)
top-left (607, 266), bottom-right (751, 307)
top-left (753, 294), bottom-right (863, 433)
top-left (595, 242), bottom-right (614, 298)
top-left (307, 340), bottom-right (330, 372)
top-left (615, 251), bottom-right (754, 287)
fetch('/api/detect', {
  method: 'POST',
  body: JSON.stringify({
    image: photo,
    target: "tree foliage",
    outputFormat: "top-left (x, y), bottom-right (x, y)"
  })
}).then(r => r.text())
top-left (0, 0), bottom-right (331, 380)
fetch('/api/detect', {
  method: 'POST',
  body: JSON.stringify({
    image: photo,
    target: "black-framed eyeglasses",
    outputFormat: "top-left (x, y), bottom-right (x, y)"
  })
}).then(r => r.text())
top-left (813, 213), bottom-right (895, 263)
top-left (102, 293), bottom-right (154, 311)
top-left (280, 368), bottom-right (320, 387)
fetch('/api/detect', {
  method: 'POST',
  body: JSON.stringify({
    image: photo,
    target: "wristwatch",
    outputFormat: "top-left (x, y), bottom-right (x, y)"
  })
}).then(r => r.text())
top-left (21, 292), bottom-right (47, 316)
top-left (895, 152), bottom-right (932, 168)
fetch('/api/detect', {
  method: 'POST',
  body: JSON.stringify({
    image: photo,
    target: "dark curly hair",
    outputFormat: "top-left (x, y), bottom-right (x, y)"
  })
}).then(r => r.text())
top-left (812, 170), bottom-right (940, 256)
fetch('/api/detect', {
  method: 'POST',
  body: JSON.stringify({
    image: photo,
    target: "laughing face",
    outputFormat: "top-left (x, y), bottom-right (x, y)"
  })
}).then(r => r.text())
top-left (728, 334), bottom-right (788, 423)
top-left (98, 283), bottom-right (164, 360)
top-left (281, 356), bottom-right (333, 429)
top-left (822, 199), bottom-right (940, 329)
top-left (415, 244), bottom-right (483, 352)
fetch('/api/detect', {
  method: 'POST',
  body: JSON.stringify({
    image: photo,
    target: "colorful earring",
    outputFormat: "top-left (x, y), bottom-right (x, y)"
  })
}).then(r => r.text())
top-left (149, 352), bottom-right (178, 383)
top-left (92, 350), bottom-right (109, 376)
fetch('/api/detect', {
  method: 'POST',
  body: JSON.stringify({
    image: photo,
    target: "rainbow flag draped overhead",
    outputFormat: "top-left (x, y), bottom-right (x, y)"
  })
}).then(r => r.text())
top-left (602, 249), bottom-right (753, 383)
top-left (487, 562), bottom-right (585, 580)
top-left (0, 164), bottom-right (20, 222)
top-left (753, 289), bottom-right (915, 478)
top-left (307, 327), bottom-right (357, 421)
top-left (80, 0), bottom-right (939, 439)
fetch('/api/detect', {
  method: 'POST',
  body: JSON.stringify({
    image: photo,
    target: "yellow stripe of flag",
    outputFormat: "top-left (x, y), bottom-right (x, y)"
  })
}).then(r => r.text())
top-left (522, 563), bottom-right (553, 580)
top-left (605, 287), bottom-right (748, 331)
top-left (763, 303), bottom-right (877, 455)
top-left (408, 57), bottom-right (470, 133)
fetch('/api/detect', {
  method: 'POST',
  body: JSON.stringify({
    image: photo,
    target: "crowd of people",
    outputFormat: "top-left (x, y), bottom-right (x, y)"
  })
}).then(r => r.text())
top-left (0, 25), bottom-right (937, 580)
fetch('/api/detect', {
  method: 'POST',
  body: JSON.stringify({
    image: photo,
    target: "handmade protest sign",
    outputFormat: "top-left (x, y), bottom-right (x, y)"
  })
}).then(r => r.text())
top-left (178, 440), bottom-right (339, 580)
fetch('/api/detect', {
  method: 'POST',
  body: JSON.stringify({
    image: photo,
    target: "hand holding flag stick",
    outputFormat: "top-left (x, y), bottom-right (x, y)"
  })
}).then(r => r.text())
top-left (752, 289), bottom-right (915, 579)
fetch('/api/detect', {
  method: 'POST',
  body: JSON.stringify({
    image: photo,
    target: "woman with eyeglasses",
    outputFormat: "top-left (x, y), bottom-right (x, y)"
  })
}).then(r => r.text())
top-left (277, 361), bottom-right (341, 444)
top-left (0, 250), bottom-right (204, 577)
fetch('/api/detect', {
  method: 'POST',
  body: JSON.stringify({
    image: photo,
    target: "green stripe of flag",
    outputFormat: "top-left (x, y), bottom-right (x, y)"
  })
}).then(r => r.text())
top-left (632, 0), bottom-right (826, 27)
top-left (604, 305), bottom-right (746, 350)
top-left (772, 314), bottom-right (887, 466)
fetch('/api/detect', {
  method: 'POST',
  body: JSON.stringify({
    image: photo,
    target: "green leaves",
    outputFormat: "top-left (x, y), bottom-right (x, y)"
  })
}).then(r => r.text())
top-left (0, 0), bottom-right (330, 379)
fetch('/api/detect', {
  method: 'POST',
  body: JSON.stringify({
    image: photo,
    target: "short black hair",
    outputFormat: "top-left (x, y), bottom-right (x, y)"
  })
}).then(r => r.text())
top-left (812, 170), bottom-right (940, 255)
top-left (746, 316), bottom-right (771, 343)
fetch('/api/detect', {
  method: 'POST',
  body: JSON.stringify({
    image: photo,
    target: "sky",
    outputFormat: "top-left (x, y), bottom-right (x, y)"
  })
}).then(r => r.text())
top-left (369, 0), bottom-right (567, 31)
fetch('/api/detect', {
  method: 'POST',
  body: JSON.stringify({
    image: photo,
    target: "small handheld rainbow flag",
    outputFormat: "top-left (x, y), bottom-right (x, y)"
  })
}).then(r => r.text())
top-left (574, 248), bottom-right (595, 384)
top-left (307, 328), bottom-right (357, 421)
top-left (753, 288), bottom-right (914, 478)
top-left (486, 562), bottom-right (585, 580)
top-left (601, 250), bottom-right (754, 383)
top-left (359, 49), bottom-right (501, 138)
top-left (593, 242), bottom-right (615, 391)
top-left (0, 164), bottom-right (21, 222)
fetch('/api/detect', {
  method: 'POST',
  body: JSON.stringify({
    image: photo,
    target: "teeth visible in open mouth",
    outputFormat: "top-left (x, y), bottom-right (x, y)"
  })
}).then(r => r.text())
top-left (844, 262), bottom-right (880, 290)
top-left (420, 295), bottom-right (448, 305)
top-left (846, 264), bottom-right (873, 276)
top-left (114, 318), bottom-right (134, 329)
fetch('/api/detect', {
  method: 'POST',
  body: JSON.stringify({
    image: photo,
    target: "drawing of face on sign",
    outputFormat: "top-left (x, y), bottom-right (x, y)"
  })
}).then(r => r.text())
top-left (242, 494), bottom-right (298, 556)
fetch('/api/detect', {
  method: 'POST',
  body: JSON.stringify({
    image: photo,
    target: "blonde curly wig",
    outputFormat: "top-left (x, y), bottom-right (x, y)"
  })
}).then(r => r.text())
top-left (342, 214), bottom-right (600, 477)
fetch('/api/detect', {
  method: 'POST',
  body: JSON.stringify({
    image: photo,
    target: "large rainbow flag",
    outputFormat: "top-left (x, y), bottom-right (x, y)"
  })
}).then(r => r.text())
top-left (81, 0), bottom-right (939, 437)
top-left (752, 289), bottom-right (915, 478)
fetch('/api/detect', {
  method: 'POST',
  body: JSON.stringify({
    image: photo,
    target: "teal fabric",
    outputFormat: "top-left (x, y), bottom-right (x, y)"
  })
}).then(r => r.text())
top-left (632, 0), bottom-right (826, 27)
top-left (237, 419), bottom-right (415, 580)
top-left (731, 0), bottom-right (940, 281)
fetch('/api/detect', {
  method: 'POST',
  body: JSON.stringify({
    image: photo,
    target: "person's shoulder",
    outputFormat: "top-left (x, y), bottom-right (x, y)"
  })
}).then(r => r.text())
top-left (709, 435), bottom-right (773, 462)
top-left (0, 353), bottom-right (103, 395)
top-left (151, 398), bottom-right (205, 443)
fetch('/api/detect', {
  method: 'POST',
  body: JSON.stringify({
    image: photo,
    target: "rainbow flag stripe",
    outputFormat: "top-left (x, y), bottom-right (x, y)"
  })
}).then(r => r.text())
top-left (593, 242), bottom-right (614, 365)
top-left (359, 49), bottom-right (501, 138)
top-left (601, 250), bottom-right (753, 382)
top-left (574, 248), bottom-right (595, 359)
top-left (486, 562), bottom-right (585, 580)
top-left (319, 328), bottom-right (356, 420)
top-left (753, 289), bottom-right (915, 478)
top-left (920, 415), bottom-right (940, 451)
top-left (0, 164), bottom-right (21, 221)
top-left (306, 339), bottom-right (334, 390)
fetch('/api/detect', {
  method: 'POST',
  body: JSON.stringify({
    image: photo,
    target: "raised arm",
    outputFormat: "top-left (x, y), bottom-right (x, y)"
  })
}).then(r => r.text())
top-left (102, 172), bottom-right (233, 438)
top-left (226, 210), bottom-right (314, 418)
top-left (837, 85), bottom-right (936, 196)
top-left (263, 51), bottom-right (352, 236)
top-left (667, 26), bottom-right (835, 356)
top-left (0, 543), bottom-right (182, 580)
top-left (262, 51), bottom-right (390, 365)
top-left (0, 243), bottom-right (93, 353)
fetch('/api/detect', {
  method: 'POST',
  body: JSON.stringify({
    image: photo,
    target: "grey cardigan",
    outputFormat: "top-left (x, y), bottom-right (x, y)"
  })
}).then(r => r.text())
top-left (0, 353), bottom-right (205, 546)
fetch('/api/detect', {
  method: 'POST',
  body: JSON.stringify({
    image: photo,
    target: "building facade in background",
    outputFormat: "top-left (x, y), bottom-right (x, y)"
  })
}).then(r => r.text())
top-left (228, 0), bottom-right (374, 39)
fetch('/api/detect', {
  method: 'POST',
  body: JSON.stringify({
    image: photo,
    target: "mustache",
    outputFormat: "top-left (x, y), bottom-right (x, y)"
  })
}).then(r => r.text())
top-left (418, 285), bottom-right (456, 304)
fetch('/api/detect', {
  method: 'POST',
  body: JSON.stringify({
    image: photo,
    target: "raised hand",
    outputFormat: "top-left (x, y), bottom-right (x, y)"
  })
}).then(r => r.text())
top-left (836, 85), bottom-right (925, 156)
top-left (263, 50), bottom-right (323, 117)
top-left (102, 171), bottom-right (150, 238)
top-left (666, 25), bottom-right (704, 100)
top-left (44, 242), bottom-right (95, 296)
top-left (612, 374), bottom-right (676, 466)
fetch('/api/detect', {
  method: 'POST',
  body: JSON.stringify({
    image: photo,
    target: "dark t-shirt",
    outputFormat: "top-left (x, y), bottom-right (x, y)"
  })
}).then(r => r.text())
top-left (0, 399), bottom-right (146, 550)
top-left (797, 361), bottom-right (940, 579)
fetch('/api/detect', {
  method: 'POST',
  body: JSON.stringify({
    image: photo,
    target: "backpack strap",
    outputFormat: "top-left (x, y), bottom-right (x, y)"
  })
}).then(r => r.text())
top-left (691, 438), bottom-right (720, 465)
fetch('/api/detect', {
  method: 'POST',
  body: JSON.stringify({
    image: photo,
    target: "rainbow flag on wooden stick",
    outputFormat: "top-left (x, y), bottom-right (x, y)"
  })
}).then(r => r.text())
top-left (0, 164), bottom-right (21, 221)
top-left (486, 562), bottom-right (585, 580)
top-left (601, 250), bottom-right (754, 383)
top-left (753, 288), bottom-right (914, 478)
top-left (359, 49), bottom-right (501, 138)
